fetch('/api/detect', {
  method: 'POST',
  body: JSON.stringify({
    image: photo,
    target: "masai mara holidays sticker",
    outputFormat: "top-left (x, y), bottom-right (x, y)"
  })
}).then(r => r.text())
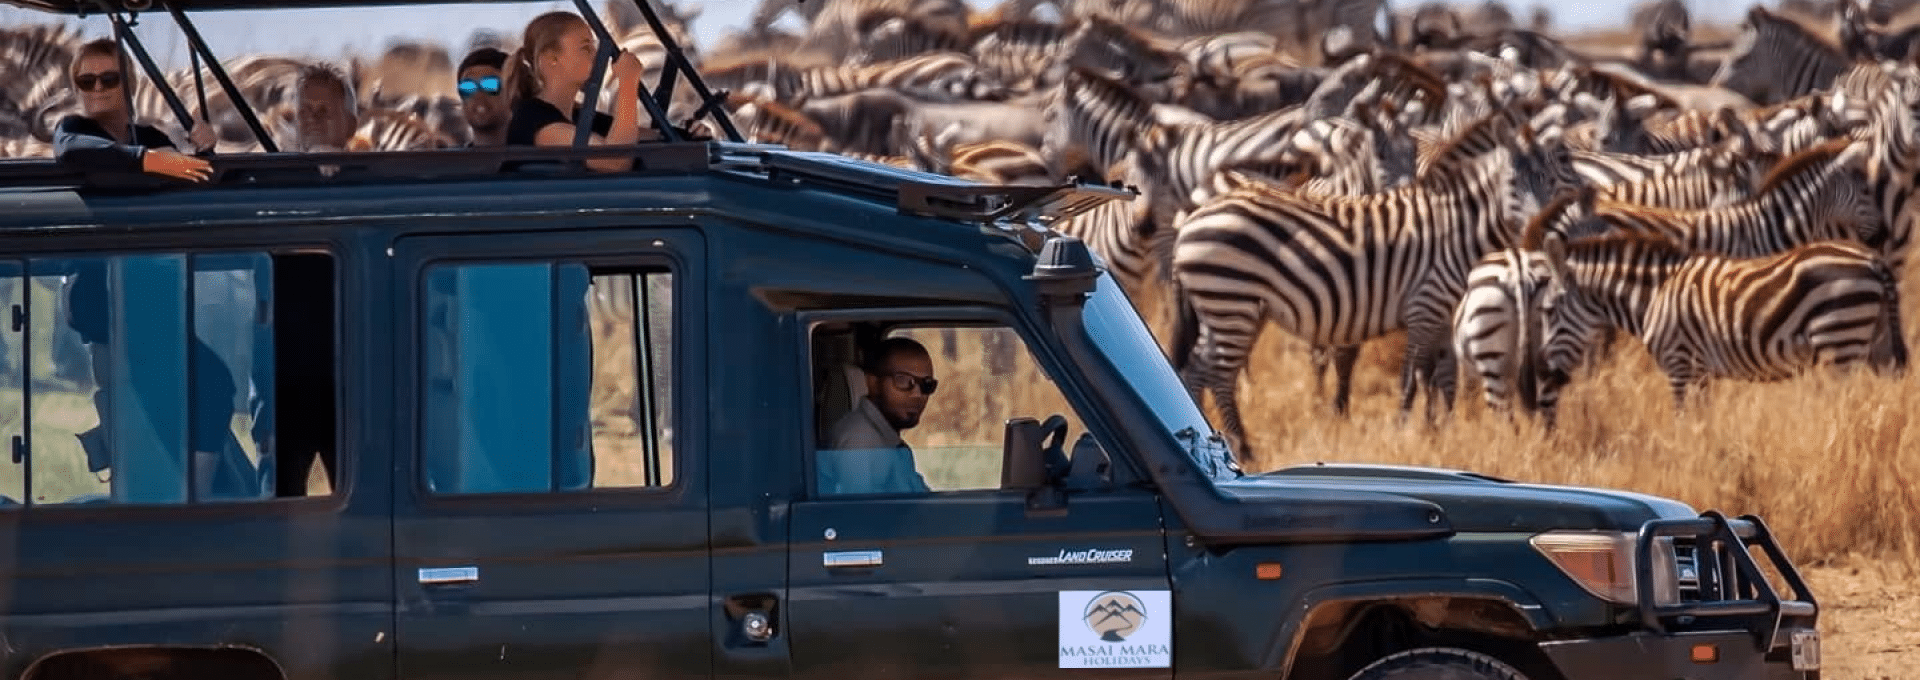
top-left (1058, 590), bottom-right (1172, 668)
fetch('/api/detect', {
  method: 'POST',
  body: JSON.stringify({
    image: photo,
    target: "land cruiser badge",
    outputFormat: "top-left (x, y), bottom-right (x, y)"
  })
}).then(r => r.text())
top-left (1030, 548), bottom-right (1133, 565)
top-left (1058, 590), bottom-right (1171, 668)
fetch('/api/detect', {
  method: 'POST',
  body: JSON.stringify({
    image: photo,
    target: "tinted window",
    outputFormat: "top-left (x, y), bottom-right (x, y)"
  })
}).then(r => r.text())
top-left (0, 252), bottom-right (336, 506)
top-left (422, 262), bottom-right (675, 494)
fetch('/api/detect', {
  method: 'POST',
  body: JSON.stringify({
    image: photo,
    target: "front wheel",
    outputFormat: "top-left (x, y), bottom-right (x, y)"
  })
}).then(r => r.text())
top-left (1346, 648), bottom-right (1532, 680)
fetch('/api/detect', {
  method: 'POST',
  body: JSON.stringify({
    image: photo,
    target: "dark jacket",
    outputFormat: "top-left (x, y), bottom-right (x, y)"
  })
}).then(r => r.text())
top-left (52, 114), bottom-right (179, 173)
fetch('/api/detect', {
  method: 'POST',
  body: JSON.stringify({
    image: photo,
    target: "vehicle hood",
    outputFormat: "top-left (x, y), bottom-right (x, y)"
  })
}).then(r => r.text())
top-left (1206, 463), bottom-right (1697, 540)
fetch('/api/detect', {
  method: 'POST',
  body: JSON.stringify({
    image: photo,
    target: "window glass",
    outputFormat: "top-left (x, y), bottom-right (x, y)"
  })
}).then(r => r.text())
top-left (423, 261), bottom-right (675, 494)
top-left (586, 271), bottom-right (675, 487)
top-left (0, 252), bottom-right (315, 507)
top-left (813, 322), bottom-right (1087, 495)
top-left (0, 262), bottom-right (22, 507)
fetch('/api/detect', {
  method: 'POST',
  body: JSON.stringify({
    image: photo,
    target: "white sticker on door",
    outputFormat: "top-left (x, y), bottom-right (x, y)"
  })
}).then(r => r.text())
top-left (1058, 590), bottom-right (1172, 668)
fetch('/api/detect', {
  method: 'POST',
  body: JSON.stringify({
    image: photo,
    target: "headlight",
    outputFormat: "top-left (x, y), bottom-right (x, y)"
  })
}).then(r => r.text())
top-left (1531, 531), bottom-right (1638, 604)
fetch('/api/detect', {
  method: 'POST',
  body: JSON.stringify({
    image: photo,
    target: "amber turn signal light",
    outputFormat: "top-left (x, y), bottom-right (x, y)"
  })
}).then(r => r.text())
top-left (1691, 644), bottom-right (1718, 664)
top-left (1256, 563), bottom-right (1282, 580)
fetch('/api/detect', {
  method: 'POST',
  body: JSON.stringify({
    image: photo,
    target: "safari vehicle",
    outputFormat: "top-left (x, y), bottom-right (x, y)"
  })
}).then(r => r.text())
top-left (0, 1), bottom-right (1822, 680)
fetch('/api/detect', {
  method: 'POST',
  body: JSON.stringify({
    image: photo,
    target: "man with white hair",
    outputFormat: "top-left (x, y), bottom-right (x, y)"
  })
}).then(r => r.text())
top-left (290, 62), bottom-right (360, 153)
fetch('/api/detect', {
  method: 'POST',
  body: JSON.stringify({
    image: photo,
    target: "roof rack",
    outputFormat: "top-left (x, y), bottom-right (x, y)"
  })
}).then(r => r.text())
top-left (6, 0), bottom-right (744, 156)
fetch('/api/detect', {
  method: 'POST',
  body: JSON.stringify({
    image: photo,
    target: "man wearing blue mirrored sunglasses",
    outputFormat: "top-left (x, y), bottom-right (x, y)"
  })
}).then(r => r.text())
top-left (456, 47), bottom-right (508, 147)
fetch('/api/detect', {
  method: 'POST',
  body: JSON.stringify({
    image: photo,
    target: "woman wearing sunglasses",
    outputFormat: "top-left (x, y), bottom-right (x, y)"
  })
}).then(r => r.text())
top-left (502, 10), bottom-right (653, 172)
top-left (53, 39), bottom-right (217, 183)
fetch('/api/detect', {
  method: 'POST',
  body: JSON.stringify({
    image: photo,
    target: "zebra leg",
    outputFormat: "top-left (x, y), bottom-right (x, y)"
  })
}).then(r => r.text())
top-left (1429, 344), bottom-right (1459, 425)
top-left (1310, 345), bottom-right (1329, 395)
top-left (1397, 339), bottom-right (1430, 427)
top-left (1329, 344), bottom-right (1361, 417)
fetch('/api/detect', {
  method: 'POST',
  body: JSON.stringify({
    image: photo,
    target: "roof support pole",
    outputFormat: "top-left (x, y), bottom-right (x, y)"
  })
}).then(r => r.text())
top-left (570, 0), bottom-right (682, 144)
top-left (103, 8), bottom-right (202, 150)
top-left (620, 0), bottom-right (742, 142)
top-left (161, 0), bottom-right (278, 152)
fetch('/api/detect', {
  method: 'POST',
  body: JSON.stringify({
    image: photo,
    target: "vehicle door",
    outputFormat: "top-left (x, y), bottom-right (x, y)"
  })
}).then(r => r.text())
top-left (390, 228), bottom-right (710, 680)
top-left (0, 243), bottom-right (388, 680)
top-left (786, 311), bottom-right (1174, 680)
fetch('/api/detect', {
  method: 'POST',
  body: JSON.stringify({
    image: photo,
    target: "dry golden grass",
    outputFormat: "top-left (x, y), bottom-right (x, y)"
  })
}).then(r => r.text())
top-left (882, 248), bottom-right (1920, 580)
top-left (1111, 251), bottom-right (1920, 577)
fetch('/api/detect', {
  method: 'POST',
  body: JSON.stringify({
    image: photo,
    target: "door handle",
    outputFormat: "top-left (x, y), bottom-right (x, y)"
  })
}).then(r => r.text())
top-left (419, 566), bottom-right (479, 585)
top-left (823, 550), bottom-right (883, 568)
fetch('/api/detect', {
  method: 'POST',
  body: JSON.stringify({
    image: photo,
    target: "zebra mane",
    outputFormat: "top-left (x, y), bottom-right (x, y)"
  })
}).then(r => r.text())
top-left (1564, 229), bottom-right (1691, 260)
top-left (1520, 184), bottom-right (1597, 250)
top-left (1414, 104), bottom-right (1527, 178)
top-left (1363, 51), bottom-right (1450, 108)
top-left (1063, 66), bottom-right (1156, 129)
top-left (1752, 136), bottom-right (1855, 196)
top-left (963, 16), bottom-right (1071, 49)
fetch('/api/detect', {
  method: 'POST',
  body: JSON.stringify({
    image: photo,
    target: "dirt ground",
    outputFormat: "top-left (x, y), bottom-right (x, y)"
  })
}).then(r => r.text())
top-left (1806, 560), bottom-right (1920, 680)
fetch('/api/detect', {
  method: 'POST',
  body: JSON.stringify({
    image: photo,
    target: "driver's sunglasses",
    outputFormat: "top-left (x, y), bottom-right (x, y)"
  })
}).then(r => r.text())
top-left (884, 371), bottom-right (938, 395)
top-left (457, 75), bottom-right (502, 98)
top-left (74, 71), bottom-right (123, 92)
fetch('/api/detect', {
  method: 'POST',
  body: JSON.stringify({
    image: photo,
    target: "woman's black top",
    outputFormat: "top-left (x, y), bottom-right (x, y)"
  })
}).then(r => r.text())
top-left (505, 98), bottom-right (615, 146)
top-left (52, 114), bottom-right (178, 173)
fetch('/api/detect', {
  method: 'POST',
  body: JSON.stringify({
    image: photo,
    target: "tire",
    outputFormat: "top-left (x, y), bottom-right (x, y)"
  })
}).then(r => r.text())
top-left (1346, 647), bottom-right (1532, 680)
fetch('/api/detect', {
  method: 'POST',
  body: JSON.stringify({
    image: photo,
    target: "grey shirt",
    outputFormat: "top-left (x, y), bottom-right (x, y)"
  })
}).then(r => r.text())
top-left (818, 397), bottom-right (931, 495)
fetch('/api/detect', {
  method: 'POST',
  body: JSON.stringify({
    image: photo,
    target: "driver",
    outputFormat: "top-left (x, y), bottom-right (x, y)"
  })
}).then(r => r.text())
top-left (819, 336), bottom-right (936, 495)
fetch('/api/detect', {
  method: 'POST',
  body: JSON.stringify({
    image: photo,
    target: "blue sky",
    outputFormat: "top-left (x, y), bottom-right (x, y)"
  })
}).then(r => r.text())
top-left (1, 0), bottom-right (1758, 71)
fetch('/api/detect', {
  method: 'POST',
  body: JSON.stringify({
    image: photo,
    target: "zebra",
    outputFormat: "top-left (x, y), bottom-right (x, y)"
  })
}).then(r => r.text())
top-left (1576, 138), bottom-right (1884, 262)
top-left (1450, 190), bottom-right (1592, 428)
top-left (768, 52), bottom-right (1007, 104)
top-left (0, 22), bottom-right (83, 143)
top-left (1167, 146), bottom-right (1526, 459)
top-left (1711, 5), bottom-right (1855, 106)
top-left (849, 8), bottom-right (971, 64)
top-left (1531, 232), bottom-right (1908, 418)
top-left (348, 108), bottom-right (461, 151)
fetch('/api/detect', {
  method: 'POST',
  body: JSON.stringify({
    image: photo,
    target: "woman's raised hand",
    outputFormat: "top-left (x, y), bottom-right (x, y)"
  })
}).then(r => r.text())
top-left (612, 49), bottom-right (644, 85)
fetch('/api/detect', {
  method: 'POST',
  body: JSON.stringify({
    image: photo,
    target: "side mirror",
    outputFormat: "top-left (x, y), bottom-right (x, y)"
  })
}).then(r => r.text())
top-left (1001, 417), bottom-right (1047, 490)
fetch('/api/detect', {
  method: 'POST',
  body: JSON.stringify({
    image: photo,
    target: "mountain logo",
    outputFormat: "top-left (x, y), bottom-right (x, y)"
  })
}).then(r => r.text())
top-left (1081, 591), bottom-right (1148, 642)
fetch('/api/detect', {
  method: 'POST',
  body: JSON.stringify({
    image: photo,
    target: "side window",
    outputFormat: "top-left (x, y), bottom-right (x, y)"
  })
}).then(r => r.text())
top-left (0, 251), bottom-right (338, 507)
top-left (421, 261), bottom-right (675, 494)
top-left (811, 321), bottom-right (1088, 496)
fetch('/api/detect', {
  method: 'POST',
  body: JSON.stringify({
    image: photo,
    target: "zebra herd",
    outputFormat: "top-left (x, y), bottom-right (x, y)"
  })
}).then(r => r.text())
top-left (3, 0), bottom-right (1920, 461)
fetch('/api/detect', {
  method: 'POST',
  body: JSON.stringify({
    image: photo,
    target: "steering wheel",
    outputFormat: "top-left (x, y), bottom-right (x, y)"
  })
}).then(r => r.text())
top-left (1038, 413), bottom-right (1071, 481)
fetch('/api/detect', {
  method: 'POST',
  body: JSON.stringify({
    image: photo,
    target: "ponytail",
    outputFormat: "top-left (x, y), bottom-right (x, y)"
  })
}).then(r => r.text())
top-left (504, 44), bottom-right (539, 104)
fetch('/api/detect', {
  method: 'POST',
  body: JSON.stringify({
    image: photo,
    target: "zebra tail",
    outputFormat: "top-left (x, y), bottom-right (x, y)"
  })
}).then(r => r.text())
top-left (1874, 259), bottom-right (1910, 372)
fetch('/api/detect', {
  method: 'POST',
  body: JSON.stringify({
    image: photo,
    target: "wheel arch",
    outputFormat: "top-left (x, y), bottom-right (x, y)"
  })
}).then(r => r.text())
top-left (1270, 578), bottom-right (1566, 680)
top-left (21, 644), bottom-right (288, 680)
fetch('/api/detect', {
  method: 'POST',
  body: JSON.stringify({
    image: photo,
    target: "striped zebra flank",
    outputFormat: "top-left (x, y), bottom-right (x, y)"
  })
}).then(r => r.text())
top-left (1534, 232), bottom-right (1909, 417)
top-left (1168, 147), bottom-right (1522, 458)
top-left (1580, 137), bottom-right (1881, 259)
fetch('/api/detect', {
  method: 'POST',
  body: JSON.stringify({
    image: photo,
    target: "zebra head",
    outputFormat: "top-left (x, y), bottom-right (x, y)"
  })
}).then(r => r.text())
top-left (1711, 6), bottom-right (1848, 106)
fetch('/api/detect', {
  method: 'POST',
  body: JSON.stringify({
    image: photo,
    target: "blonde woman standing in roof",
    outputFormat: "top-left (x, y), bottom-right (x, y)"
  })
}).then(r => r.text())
top-left (502, 10), bottom-right (654, 172)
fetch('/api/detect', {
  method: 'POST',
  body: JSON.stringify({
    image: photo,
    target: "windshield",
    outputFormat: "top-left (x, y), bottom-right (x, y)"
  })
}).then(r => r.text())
top-left (1079, 273), bottom-right (1241, 481)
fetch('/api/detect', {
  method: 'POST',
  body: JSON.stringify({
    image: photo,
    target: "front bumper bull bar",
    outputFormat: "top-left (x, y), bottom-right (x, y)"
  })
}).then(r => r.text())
top-left (1541, 511), bottom-right (1821, 680)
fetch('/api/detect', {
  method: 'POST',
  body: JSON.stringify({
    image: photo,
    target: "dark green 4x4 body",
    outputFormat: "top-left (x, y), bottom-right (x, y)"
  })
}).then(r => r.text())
top-left (0, 2), bottom-right (1822, 680)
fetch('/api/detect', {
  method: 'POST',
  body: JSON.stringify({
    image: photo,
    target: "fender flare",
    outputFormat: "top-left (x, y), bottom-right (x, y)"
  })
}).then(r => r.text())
top-left (1263, 577), bottom-right (1557, 674)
